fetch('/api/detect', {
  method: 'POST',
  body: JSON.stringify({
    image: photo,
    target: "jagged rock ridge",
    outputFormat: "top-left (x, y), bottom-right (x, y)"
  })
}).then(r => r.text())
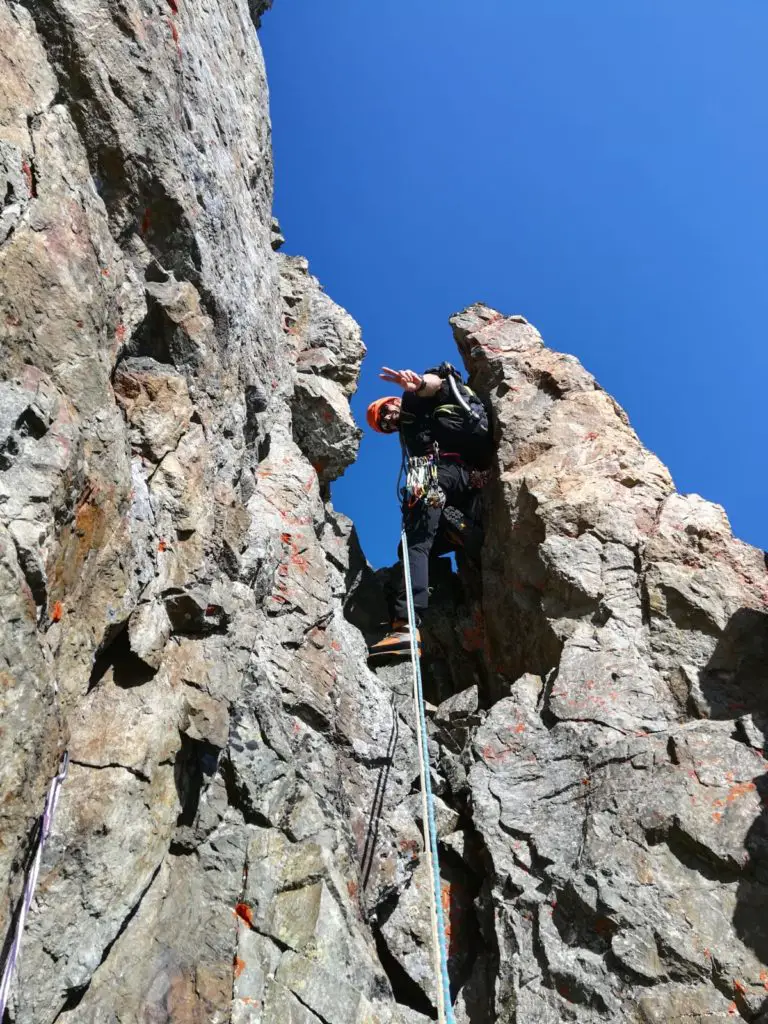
top-left (0, 3), bottom-right (767, 1023)
top-left (448, 305), bottom-right (768, 1022)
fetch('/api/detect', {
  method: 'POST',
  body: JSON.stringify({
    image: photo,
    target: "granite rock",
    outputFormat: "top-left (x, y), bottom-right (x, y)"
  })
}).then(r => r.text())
top-left (1, 3), bottom-right (767, 1022)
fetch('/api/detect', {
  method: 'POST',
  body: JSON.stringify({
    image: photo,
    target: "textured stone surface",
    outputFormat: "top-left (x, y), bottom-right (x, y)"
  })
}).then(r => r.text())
top-left (280, 253), bottom-right (364, 487)
top-left (449, 304), bottom-right (768, 1022)
top-left (1, 2), bottom-right (767, 1022)
top-left (0, 3), bottom-right (412, 1022)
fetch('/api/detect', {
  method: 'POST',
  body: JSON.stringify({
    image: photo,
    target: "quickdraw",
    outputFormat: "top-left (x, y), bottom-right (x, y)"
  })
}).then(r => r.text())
top-left (402, 444), bottom-right (445, 509)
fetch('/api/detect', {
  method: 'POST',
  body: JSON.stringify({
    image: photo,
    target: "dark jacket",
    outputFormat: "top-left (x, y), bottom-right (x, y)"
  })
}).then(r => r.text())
top-left (399, 377), bottom-right (492, 468)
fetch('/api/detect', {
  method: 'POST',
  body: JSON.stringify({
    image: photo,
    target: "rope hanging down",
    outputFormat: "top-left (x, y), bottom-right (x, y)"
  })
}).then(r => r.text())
top-left (401, 530), bottom-right (455, 1024)
top-left (0, 751), bottom-right (69, 1018)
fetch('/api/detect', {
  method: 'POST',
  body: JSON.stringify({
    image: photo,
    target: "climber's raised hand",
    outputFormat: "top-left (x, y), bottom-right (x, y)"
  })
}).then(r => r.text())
top-left (379, 367), bottom-right (424, 392)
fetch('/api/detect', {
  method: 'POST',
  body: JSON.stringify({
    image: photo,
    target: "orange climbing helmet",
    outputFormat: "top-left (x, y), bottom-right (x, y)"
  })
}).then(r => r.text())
top-left (366, 396), bottom-right (399, 433)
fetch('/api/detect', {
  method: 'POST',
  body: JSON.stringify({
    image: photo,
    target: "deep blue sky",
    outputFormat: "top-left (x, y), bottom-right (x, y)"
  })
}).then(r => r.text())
top-left (260, 1), bottom-right (768, 569)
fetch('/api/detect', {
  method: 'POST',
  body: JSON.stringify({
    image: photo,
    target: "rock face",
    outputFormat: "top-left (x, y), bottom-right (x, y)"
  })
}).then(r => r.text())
top-left (0, 4), bottom-right (416, 1023)
top-left (448, 305), bottom-right (768, 1022)
top-left (0, 4), bottom-right (766, 1024)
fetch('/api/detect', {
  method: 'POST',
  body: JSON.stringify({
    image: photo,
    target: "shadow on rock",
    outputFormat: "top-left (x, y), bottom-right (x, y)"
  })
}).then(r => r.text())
top-left (360, 694), bottom-right (399, 894)
top-left (699, 607), bottom-right (768, 722)
top-left (370, 553), bottom-right (488, 708)
top-left (700, 607), bottom-right (768, 974)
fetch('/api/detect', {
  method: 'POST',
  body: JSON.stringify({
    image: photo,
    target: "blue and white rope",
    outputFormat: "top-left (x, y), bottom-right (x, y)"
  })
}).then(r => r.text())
top-left (401, 530), bottom-right (455, 1024)
top-left (0, 751), bottom-right (68, 1018)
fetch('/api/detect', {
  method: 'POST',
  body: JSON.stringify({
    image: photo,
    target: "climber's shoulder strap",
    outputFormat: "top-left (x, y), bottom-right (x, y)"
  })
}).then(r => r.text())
top-left (424, 364), bottom-right (490, 435)
top-left (435, 384), bottom-right (487, 424)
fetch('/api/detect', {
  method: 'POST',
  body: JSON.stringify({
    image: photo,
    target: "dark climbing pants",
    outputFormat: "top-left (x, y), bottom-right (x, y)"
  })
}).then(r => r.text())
top-left (393, 462), bottom-right (476, 622)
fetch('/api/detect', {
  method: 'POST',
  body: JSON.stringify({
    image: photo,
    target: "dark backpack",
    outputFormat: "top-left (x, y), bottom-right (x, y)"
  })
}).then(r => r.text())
top-left (424, 363), bottom-right (493, 465)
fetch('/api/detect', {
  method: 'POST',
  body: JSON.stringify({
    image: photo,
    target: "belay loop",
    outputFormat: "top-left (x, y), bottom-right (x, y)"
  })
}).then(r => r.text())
top-left (402, 443), bottom-right (445, 509)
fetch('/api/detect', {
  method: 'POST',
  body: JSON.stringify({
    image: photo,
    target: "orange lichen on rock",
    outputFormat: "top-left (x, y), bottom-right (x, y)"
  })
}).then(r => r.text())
top-left (21, 160), bottom-right (34, 195)
top-left (726, 781), bottom-right (757, 804)
top-left (290, 552), bottom-right (310, 573)
top-left (234, 903), bottom-right (254, 927)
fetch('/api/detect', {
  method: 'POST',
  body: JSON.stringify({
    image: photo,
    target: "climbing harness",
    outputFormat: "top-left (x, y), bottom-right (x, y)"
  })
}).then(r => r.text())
top-left (401, 532), bottom-right (455, 1024)
top-left (0, 751), bottom-right (69, 1018)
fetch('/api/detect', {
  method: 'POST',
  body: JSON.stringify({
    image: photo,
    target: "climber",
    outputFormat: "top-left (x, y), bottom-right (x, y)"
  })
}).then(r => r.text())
top-left (366, 362), bottom-right (492, 659)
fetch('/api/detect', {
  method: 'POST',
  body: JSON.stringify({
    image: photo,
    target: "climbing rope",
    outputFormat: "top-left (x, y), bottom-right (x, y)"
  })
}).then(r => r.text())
top-left (400, 531), bottom-right (455, 1024)
top-left (0, 751), bottom-right (68, 1018)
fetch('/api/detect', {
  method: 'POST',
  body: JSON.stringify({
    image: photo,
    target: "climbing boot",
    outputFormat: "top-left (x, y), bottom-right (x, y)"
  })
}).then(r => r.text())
top-left (368, 619), bottom-right (422, 660)
top-left (441, 505), bottom-right (483, 560)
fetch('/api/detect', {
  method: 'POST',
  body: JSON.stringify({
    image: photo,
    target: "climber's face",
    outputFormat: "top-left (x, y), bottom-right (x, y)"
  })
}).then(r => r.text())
top-left (379, 398), bottom-right (401, 433)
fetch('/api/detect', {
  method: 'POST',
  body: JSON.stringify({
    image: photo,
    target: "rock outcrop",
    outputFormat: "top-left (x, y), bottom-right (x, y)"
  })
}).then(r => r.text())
top-left (1, 4), bottom-right (767, 1024)
top-left (0, 4), bottom-right (412, 1022)
top-left (448, 305), bottom-right (768, 1022)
